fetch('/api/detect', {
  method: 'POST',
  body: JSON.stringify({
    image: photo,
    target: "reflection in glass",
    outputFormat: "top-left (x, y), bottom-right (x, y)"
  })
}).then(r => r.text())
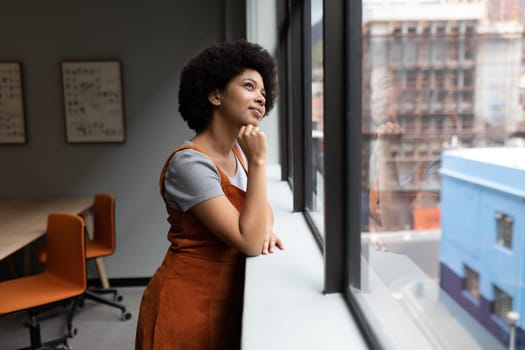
top-left (357, 1), bottom-right (525, 348)
top-left (309, 0), bottom-right (324, 236)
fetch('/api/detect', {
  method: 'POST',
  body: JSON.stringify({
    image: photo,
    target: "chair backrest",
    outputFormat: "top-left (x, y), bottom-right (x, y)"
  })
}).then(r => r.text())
top-left (45, 213), bottom-right (86, 290)
top-left (93, 193), bottom-right (116, 254)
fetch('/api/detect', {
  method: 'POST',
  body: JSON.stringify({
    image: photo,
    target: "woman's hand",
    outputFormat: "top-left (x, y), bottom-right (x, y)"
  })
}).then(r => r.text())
top-left (261, 231), bottom-right (284, 255)
top-left (237, 125), bottom-right (267, 165)
top-left (375, 121), bottom-right (402, 155)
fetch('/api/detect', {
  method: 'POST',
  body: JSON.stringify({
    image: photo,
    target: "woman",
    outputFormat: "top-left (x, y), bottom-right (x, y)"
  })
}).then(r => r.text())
top-left (135, 40), bottom-right (284, 350)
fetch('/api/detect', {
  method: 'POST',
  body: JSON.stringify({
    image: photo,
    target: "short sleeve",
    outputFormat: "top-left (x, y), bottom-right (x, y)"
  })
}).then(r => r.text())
top-left (163, 149), bottom-right (224, 211)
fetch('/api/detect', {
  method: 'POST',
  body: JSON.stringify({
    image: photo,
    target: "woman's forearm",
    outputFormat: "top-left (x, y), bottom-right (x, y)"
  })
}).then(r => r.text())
top-left (239, 162), bottom-right (268, 255)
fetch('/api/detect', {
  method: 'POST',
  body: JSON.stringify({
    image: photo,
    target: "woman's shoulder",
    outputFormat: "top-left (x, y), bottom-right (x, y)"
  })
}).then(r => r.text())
top-left (168, 142), bottom-right (220, 179)
top-left (172, 144), bottom-right (210, 161)
top-left (163, 142), bottom-right (222, 211)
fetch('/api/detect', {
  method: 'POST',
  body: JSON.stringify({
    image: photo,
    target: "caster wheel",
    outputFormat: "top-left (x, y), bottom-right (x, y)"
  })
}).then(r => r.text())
top-left (67, 327), bottom-right (78, 338)
top-left (115, 295), bottom-right (124, 302)
top-left (121, 312), bottom-right (132, 321)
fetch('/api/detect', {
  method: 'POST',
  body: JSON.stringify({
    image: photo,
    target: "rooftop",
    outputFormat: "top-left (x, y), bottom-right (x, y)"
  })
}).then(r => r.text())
top-left (445, 147), bottom-right (525, 171)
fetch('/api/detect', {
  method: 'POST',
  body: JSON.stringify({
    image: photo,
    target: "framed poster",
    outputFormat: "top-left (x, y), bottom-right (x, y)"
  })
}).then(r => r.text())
top-left (0, 62), bottom-right (27, 144)
top-left (61, 60), bottom-right (126, 143)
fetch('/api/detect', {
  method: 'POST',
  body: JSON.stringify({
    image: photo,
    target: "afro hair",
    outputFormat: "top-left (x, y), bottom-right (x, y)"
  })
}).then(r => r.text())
top-left (178, 40), bottom-right (277, 133)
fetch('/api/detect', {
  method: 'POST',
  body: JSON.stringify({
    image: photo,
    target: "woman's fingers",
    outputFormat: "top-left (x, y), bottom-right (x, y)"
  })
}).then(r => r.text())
top-left (237, 124), bottom-right (267, 164)
top-left (262, 235), bottom-right (270, 254)
top-left (377, 121), bottom-right (402, 136)
top-left (261, 233), bottom-right (284, 255)
top-left (274, 236), bottom-right (284, 250)
top-left (238, 124), bottom-right (264, 138)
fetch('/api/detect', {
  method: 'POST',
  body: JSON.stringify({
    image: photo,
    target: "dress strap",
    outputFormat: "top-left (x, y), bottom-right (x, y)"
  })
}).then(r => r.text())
top-left (232, 145), bottom-right (248, 173)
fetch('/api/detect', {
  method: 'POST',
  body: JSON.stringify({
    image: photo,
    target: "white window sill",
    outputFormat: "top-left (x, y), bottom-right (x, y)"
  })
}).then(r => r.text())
top-left (242, 169), bottom-right (507, 349)
top-left (241, 165), bottom-right (368, 350)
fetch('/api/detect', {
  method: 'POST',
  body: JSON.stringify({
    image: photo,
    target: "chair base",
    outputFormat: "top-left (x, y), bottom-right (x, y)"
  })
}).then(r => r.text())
top-left (17, 336), bottom-right (70, 350)
top-left (18, 299), bottom-right (79, 350)
top-left (82, 288), bottom-right (132, 321)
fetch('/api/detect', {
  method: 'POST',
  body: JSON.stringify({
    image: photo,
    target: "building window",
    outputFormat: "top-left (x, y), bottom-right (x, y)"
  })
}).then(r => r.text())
top-left (496, 212), bottom-right (513, 249)
top-left (463, 69), bottom-right (474, 88)
top-left (493, 285), bottom-right (513, 323)
top-left (464, 265), bottom-right (480, 298)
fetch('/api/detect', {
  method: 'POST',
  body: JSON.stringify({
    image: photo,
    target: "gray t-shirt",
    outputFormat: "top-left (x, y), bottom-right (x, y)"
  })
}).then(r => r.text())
top-left (163, 143), bottom-right (248, 211)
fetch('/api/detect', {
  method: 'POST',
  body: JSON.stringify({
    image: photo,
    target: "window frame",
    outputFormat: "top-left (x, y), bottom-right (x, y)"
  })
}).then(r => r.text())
top-left (324, 1), bottom-right (384, 349)
top-left (278, 0), bottom-right (525, 348)
top-left (493, 285), bottom-right (513, 323)
top-left (278, 0), bottom-right (384, 348)
top-left (496, 212), bottom-right (513, 249)
top-left (464, 265), bottom-right (480, 299)
top-left (277, 0), bottom-right (292, 183)
top-left (290, 0), bottom-right (307, 212)
top-left (303, 0), bottom-right (323, 245)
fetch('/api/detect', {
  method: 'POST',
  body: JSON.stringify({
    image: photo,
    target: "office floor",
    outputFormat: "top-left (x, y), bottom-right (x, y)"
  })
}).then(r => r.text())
top-left (0, 286), bottom-right (145, 350)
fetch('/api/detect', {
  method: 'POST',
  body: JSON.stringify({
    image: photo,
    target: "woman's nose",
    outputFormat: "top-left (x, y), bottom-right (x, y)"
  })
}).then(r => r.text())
top-left (255, 93), bottom-right (265, 106)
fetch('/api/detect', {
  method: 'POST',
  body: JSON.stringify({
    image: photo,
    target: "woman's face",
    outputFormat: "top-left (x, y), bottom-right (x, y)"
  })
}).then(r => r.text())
top-left (211, 68), bottom-right (266, 127)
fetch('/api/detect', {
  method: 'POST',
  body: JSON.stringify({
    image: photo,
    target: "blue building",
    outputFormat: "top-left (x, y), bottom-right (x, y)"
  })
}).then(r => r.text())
top-left (440, 147), bottom-right (525, 347)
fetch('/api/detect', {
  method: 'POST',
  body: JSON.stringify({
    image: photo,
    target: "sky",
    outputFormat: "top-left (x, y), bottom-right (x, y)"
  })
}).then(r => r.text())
top-left (312, 0), bottom-right (323, 25)
top-left (311, 0), bottom-right (444, 25)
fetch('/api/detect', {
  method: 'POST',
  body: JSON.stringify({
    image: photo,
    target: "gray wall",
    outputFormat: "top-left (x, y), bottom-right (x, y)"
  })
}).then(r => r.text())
top-left (0, 0), bottom-right (252, 278)
top-left (247, 0), bottom-right (280, 166)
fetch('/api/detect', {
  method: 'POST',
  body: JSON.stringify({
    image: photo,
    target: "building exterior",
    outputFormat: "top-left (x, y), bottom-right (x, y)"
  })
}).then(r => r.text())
top-left (440, 147), bottom-right (525, 347)
top-left (476, 20), bottom-right (523, 141)
top-left (487, 0), bottom-right (521, 22)
top-left (362, 0), bottom-right (523, 231)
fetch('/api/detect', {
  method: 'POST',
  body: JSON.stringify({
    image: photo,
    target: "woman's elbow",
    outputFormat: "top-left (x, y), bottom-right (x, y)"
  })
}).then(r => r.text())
top-left (238, 239), bottom-right (263, 257)
top-left (242, 246), bottom-right (261, 257)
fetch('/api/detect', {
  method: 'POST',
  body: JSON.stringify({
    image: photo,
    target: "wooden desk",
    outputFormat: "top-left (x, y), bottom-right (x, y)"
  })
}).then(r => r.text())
top-left (0, 196), bottom-right (94, 261)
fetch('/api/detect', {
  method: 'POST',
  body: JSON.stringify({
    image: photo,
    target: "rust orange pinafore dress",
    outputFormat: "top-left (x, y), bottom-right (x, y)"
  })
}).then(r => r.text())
top-left (135, 144), bottom-right (247, 350)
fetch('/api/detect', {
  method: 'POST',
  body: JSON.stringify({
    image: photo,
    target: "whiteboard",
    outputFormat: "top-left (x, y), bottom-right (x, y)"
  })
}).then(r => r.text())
top-left (61, 60), bottom-right (126, 143)
top-left (0, 62), bottom-right (26, 144)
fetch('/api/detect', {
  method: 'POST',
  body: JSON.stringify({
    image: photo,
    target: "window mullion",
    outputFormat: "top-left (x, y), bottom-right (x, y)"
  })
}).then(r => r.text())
top-left (291, 0), bottom-right (306, 212)
top-left (323, 0), bottom-right (349, 293)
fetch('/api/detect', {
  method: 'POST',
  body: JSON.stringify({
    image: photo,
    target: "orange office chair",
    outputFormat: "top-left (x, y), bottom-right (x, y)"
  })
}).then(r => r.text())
top-left (0, 213), bottom-right (86, 349)
top-left (35, 194), bottom-right (131, 321)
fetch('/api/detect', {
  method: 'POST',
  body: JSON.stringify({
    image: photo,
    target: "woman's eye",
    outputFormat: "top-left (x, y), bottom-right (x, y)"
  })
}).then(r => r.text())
top-left (244, 83), bottom-right (254, 89)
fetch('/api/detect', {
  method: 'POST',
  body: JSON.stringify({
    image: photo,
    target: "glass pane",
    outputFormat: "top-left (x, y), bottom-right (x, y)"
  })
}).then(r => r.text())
top-left (309, 0), bottom-right (324, 237)
top-left (496, 212), bottom-right (514, 249)
top-left (464, 265), bottom-right (480, 299)
top-left (356, 1), bottom-right (525, 349)
top-left (494, 286), bottom-right (513, 324)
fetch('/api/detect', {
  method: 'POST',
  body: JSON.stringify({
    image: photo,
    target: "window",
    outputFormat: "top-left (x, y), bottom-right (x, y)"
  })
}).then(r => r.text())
top-left (464, 265), bottom-right (480, 298)
top-left (435, 70), bottom-right (445, 89)
top-left (281, 0), bottom-right (525, 349)
top-left (436, 24), bottom-right (446, 36)
top-left (460, 114), bottom-right (474, 130)
top-left (389, 38), bottom-right (403, 63)
top-left (406, 70), bottom-right (417, 89)
top-left (403, 27), bottom-right (417, 65)
top-left (407, 24), bottom-right (417, 36)
top-left (493, 286), bottom-right (513, 323)
top-left (308, 0), bottom-right (324, 238)
top-left (463, 69), bottom-right (474, 88)
top-left (462, 91), bottom-right (473, 102)
top-left (392, 26), bottom-right (402, 37)
top-left (355, 0), bottom-right (523, 348)
top-left (496, 212), bottom-right (513, 249)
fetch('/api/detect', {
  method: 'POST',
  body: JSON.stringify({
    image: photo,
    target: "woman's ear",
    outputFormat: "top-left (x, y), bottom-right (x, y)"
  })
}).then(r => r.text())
top-left (208, 89), bottom-right (221, 106)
